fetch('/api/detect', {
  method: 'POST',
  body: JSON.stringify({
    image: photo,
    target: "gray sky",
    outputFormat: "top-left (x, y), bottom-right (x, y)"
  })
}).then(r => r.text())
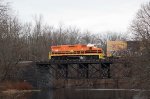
top-left (9, 0), bottom-right (149, 33)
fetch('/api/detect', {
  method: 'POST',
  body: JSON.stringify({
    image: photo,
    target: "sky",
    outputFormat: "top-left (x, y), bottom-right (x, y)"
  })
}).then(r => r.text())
top-left (8, 0), bottom-right (150, 33)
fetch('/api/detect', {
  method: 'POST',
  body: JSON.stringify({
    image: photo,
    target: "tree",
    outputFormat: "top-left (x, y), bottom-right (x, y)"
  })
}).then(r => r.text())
top-left (131, 2), bottom-right (150, 55)
top-left (0, 2), bottom-right (23, 80)
top-left (66, 26), bottom-right (80, 44)
top-left (130, 2), bottom-right (150, 89)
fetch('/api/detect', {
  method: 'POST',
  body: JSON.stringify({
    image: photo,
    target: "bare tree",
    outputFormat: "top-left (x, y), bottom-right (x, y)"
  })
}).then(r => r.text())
top-left (0, 16), bottom-right (23, 80)
top-left (66, 26), bottom-right (80, 44)
top-left (131, 2), bottom-right (150, 55)
top-left (130, 2), bottom-right (150, 89)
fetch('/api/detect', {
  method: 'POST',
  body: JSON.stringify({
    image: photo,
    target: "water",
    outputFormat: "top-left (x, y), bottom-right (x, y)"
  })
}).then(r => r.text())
top-left (0, 88), bottom-right (150, 99)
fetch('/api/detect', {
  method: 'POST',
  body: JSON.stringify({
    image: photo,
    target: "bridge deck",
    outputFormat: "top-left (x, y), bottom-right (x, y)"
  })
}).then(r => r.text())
top-left (36, 57), bottom-right (126, 65)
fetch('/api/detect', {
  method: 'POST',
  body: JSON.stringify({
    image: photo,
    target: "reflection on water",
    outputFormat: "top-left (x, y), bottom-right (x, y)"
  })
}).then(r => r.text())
top-left (0, 89), bottom-right (149, 99)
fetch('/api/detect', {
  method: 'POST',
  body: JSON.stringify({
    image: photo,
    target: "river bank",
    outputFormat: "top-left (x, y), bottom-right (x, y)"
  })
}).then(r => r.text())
top-left (1, 89), bottom-right (40, 95)
top-left (0, 81), bottom-right (39, 96)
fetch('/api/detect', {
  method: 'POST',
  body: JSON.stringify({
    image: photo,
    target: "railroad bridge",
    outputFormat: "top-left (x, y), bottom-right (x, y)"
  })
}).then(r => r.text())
top-left (36, 58), bottom-right (130, 80)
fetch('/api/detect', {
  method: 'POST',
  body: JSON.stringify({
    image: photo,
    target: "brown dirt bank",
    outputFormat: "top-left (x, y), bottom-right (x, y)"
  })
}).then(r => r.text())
top-left (0, 81), bottom-right (33, 91)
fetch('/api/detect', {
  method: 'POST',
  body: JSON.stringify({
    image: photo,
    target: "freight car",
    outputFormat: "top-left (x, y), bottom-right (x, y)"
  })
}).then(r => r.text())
top-left (49, 44), bottom-right (104, 60)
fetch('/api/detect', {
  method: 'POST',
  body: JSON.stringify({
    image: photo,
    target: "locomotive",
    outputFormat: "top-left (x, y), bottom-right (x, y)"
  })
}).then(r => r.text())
top-left (49, 44), bottom-right (104, 60)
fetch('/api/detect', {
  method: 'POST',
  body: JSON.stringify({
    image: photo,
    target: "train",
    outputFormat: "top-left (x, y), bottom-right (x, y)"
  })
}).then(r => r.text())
top-left (49, 44), bottom-right (104, 60)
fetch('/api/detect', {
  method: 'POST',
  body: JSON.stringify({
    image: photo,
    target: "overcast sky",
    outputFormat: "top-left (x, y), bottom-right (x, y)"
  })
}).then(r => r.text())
top-left (8, 0), bottom-right (149, 33)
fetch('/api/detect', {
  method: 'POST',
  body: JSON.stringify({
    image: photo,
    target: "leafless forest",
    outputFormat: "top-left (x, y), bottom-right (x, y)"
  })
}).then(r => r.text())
top-left (0, 1), bottom-right (149, 88)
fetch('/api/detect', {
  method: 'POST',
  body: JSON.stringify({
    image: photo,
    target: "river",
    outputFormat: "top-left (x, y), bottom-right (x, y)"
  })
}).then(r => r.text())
top-left (0, 88), bottom-right (149, 99)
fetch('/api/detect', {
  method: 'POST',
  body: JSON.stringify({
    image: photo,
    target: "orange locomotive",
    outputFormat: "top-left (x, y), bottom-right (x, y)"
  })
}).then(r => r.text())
top-left (49, 44), bottom-right (104, 60)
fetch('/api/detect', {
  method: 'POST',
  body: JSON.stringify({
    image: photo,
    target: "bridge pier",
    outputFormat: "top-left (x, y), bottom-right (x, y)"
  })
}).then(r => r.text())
top-left (101, 63), bottom-right (110, 78)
